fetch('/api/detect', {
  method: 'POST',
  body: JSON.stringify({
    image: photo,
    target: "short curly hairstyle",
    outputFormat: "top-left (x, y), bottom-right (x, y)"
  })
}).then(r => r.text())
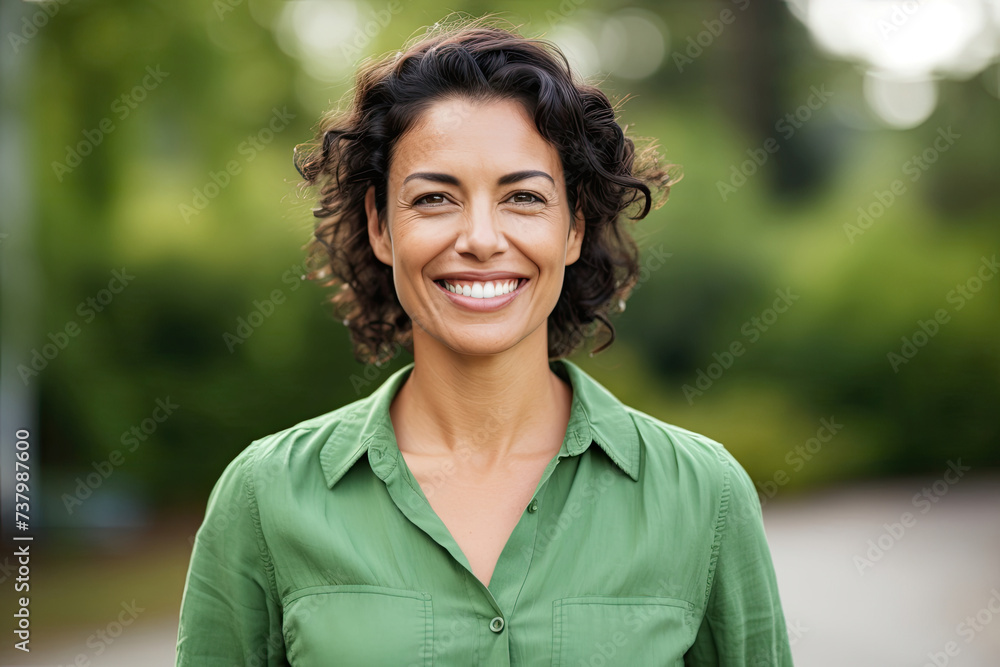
top-left (294, 13), bottom-right (678, 366)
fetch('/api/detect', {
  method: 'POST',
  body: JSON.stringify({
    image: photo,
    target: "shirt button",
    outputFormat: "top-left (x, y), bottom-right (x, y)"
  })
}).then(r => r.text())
top-left (489, 616), bottom-right (505, 633)
top-left (527, 499), bottom-right (538, 513)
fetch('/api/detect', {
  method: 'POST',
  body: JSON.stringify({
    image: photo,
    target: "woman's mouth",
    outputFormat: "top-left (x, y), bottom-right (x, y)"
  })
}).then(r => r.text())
top-left (433, 277), bottom-right (529, 312)
top-left (434, 278), bottom-right (526, 299)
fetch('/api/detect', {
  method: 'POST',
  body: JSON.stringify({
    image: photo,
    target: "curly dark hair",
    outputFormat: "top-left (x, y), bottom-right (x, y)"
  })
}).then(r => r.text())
top-left (294, 13), bottom-right (679, 366)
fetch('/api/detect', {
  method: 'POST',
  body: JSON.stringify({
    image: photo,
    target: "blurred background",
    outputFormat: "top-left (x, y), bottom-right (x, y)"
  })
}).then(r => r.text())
top-left (1, 0), bottom-right (998, 664)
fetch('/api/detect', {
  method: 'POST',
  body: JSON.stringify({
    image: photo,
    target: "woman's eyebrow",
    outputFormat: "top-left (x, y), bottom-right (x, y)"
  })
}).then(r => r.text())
top-left (401, 170), bottom-right (555, 187)
top-left (497, 170), bottom-right (555, 186)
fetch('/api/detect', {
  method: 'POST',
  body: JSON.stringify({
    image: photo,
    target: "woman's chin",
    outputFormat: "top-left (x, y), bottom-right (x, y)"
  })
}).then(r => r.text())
top-left (419, 331), bottom-right (527, 358)
top-left (446, 339), bottom-right (519, 357)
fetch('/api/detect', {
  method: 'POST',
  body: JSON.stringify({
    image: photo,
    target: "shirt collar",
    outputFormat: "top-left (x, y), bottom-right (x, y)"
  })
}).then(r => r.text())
top-left (319, 358), bottom-right (640, 488)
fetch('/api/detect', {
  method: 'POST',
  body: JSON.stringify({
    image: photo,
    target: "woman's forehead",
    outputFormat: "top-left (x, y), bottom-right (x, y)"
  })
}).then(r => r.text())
top-left (391, 97), bottom-right (562, 184)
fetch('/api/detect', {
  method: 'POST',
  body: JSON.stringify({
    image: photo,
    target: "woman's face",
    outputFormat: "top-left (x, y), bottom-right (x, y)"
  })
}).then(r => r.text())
top-left (366, 95), bottom-right (584, 358)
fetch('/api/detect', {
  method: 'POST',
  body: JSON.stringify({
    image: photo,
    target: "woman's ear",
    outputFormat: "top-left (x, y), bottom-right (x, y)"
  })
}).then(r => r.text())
top-left (366, 185), bottom-right (392, 267)
top-left (565, 203), bottom-right (585, 266)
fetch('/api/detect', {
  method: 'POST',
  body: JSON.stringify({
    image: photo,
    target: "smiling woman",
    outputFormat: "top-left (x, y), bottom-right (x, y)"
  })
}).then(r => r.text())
top-left (366, 95), bottom-right (586, 353)
top-left (175, 13), bottom-right (793, 667)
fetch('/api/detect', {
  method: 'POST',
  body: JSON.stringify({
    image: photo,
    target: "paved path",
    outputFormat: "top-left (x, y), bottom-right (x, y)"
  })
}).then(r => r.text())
top-left (6, 474), bottom-right (998, 666)
top-left (766, 473), bottom-right (1000, 667)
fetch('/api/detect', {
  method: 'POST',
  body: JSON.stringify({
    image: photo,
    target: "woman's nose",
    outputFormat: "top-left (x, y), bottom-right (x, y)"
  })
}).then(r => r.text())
top-left (453, 201), bottom-right (509, 260)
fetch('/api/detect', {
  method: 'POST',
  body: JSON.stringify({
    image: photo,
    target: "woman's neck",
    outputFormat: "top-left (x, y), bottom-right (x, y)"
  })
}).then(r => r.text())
top-left (389, 330), bottom-right (572, 468)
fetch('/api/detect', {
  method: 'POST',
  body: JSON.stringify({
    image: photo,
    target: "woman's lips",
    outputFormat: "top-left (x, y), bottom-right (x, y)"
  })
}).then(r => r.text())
top-left (433, 278), bottom-right (529, 312)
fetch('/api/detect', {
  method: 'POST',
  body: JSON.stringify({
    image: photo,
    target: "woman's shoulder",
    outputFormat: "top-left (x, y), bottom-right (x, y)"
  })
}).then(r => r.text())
top-left (617, 405), bottom-right (765, 544)
top-left (559, 358), bottom-right (755, 500)
top-left (620, 404), bottom-right (757, 497)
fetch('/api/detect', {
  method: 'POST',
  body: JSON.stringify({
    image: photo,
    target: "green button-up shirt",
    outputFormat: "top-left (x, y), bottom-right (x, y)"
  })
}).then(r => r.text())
top-left (176, 358), bottom-right (793, 666)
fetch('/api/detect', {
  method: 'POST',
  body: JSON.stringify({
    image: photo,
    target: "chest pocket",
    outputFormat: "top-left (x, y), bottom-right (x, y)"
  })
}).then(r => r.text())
top-left (551, 596), bottom-right (698, 667)
top-left (282, 585), bottom-right (433, 667)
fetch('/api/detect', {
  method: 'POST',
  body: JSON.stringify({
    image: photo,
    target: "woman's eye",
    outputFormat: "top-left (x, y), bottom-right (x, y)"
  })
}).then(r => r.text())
top-left (414, 193), bottom-right (448, 206)
top-left (509, 192), bottom-right (544, 205)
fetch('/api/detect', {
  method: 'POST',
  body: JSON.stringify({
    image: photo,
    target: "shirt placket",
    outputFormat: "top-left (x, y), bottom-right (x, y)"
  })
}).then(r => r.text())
top-left (473, 449), bottom-right (567, 666)
top-left (367, 417), bottom-right (591, 666)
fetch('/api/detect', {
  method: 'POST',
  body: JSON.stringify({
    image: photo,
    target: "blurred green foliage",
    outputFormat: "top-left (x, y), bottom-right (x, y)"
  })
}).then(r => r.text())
top-left (9, 0), bottom-right (998, 525)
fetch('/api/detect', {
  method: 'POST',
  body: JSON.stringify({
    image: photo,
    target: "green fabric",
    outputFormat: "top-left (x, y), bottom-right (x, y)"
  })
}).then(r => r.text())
top-left (176, 358), bottom-right (793, 666)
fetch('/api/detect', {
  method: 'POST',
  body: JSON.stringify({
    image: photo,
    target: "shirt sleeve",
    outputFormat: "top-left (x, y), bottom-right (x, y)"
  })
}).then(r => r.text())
top-left (175, 446), bottom-right (289, 666)
top-left (684, 452), bottom-right (794, 666)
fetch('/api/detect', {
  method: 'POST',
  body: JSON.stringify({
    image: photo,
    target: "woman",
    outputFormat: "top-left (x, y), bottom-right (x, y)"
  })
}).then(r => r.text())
top-left (176, 15), bottom-right (793, 666)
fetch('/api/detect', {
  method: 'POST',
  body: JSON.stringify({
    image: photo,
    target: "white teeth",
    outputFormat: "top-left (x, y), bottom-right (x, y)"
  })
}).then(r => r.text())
top-left (441, 279), bottom-right (521, 299)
